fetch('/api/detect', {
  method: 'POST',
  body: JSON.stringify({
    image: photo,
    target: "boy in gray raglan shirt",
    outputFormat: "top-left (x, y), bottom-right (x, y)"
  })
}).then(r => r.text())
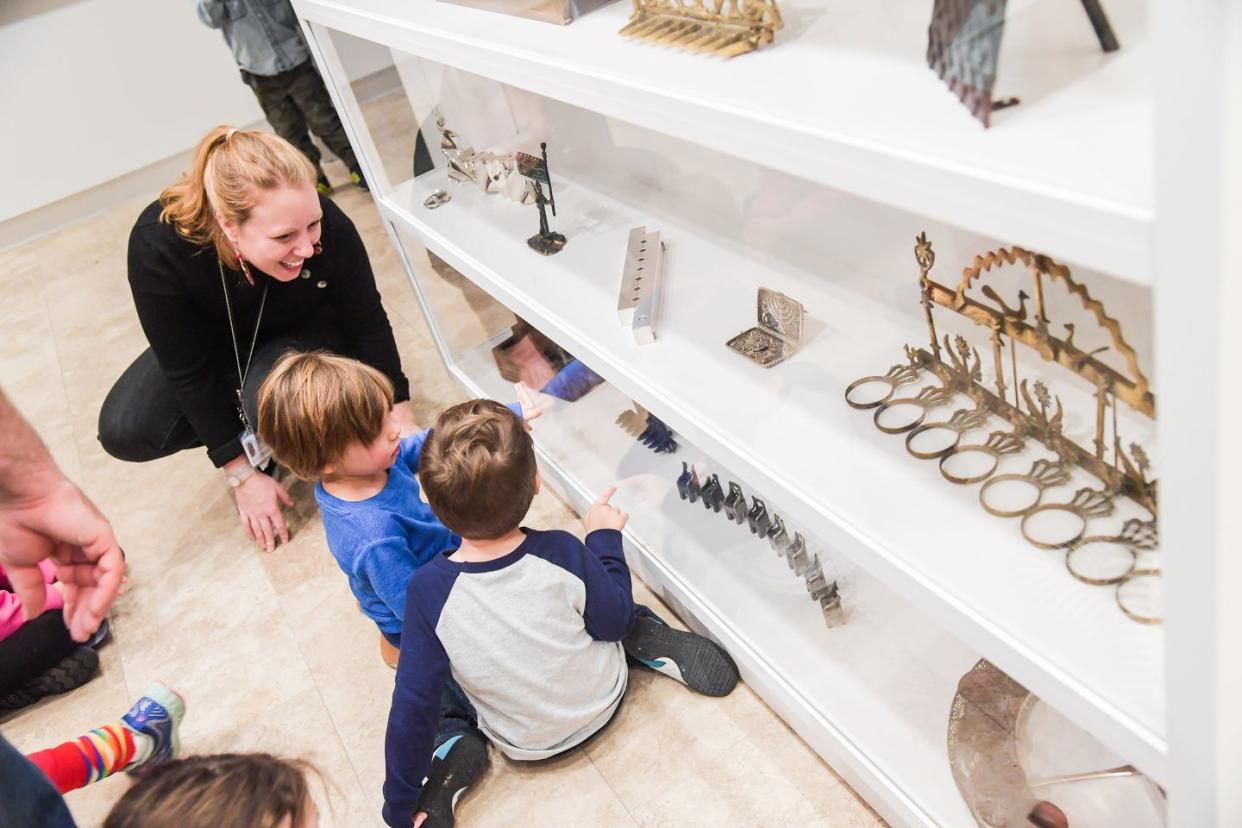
top-left (381, 399), bottom-right (739, 828)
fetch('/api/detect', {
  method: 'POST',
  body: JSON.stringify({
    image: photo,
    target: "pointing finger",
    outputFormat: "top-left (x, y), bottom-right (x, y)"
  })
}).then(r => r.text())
top-left (593, 485), bottom-right (618, 507)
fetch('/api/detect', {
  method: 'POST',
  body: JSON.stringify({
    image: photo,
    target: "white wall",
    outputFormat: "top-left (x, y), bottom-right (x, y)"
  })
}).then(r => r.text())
top-left (0, 0), bottom-right (264, 224)
top-left (0, 0), bottom-right (395, 230)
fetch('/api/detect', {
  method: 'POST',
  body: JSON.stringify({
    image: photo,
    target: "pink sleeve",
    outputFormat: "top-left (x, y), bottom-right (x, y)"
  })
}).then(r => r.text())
top-left (0, 580), bottom-right (63, 642)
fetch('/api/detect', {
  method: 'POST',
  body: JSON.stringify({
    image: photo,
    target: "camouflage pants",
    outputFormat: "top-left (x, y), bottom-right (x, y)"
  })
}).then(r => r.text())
top-left (241, 60), bottom-right (358, 172)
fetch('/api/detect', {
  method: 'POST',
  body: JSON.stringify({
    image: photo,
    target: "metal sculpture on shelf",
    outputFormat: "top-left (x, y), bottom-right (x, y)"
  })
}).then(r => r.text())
top-left (948, 660), bottom-right (1161, 827)
top-left (616, 403), bottom-right (679, 453)
top-left (1064, 518), bottom-right (1156, 587)
top-left (673, 471), bottom-right (842, 627)
top-left (619, 0), bottom-right (783, 59)
top-left (844, 233), bottom-right (1160, 622)
top-left (617, 226), bottom-right (664, 345)
top-left (517, 143), bottom-right (567, 255)
top-left (927, 0), bottom-right (1120, 127)
top-left (435, 116), bottom-right (537, 205)
top-left (727, 287), bottom-right (805, 368)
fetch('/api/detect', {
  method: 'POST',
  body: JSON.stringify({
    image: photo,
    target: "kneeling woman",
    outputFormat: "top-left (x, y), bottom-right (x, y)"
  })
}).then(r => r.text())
top-left (99, 126), bottom-right (415, 551)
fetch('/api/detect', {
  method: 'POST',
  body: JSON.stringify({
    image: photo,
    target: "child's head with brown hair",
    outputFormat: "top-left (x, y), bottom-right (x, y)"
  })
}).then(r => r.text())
top-left (103, 753), bottom-right (318, 828)
top-left (419, 399), bottom-right (538, 540)
top-left (257, 351), bottom-right (399, 481)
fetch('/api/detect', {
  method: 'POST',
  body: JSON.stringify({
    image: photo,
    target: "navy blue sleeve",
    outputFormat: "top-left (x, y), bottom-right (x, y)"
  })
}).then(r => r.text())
top-left (580, 529), bottom-right (635, 641)
top-left (382, 568), bottom-right (457, 827)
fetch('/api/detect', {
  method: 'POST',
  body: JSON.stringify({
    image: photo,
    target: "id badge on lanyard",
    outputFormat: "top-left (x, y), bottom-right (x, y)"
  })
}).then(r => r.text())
top-left (237, 392), bottom-right (273, 470)
top-left (220, 259), bottom-right (273, 469)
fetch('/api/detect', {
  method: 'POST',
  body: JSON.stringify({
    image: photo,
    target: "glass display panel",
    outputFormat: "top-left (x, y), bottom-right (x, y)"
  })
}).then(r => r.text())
top-left (326, 37), bottom-right (1166, 823)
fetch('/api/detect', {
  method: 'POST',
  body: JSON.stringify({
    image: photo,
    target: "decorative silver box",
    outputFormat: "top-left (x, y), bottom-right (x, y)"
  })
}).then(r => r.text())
top-left (726, 287), bottom-right (805, 368)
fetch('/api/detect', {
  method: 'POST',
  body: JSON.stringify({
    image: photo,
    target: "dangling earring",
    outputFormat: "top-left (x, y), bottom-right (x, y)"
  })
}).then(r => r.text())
top-left (312, 241), bottom-right (323, 257)
top-left (234, 248), bottom-right (255, 286)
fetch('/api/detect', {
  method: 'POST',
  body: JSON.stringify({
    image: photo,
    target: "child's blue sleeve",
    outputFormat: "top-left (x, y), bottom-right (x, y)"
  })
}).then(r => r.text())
top-left (399, 428), bottom-right (432, 475)
top-left (354, 538), bottom-right (416, 623)
top-left (579, 529), bottom-right (635, 642)
top-left (382, 599), bottom-right (450, 827)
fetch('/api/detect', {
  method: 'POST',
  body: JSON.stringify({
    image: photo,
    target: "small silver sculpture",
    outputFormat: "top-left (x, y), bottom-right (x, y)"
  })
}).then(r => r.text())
top-left (617, 226), bottom-right (664, 345)
top-left (436, 116), bottom-right (536, 206)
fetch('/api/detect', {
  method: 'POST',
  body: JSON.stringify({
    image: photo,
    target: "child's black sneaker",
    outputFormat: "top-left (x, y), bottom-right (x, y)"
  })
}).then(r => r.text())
top-left (350, 168), bottom-right (369, 192)
top-left (0, 646), bottom-right (100, 710)
top-left (417, 732), bottom-right (488, 827)
top-left (623, 613), bottom-right (739, 697)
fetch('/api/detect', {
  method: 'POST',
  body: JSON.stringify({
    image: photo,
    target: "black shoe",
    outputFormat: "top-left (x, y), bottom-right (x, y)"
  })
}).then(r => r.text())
top-left (0, 646), bottom-right (100, 711)
top-left (350, 168), bottom-right (369, 192)
top-left (416, 733), bottom-right (488, 827)
top-left (316, 170), bottom-right (334, 195)
top-left (623, 614), bottom-right (739, 697)
top-left (87, 617), bottom-right (111, 650)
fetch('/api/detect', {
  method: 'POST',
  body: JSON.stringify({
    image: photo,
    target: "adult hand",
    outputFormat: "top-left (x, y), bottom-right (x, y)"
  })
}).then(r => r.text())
top-left (233, 472), bottom-right (292, 552)
top-left (584, 485), bottom-right (628, 534)
top-left (0, 476), bottom-right (126, 642)
top-left (392, 400), bottom-right (419, 438)
top-left (514, 382), bottom-right (543, 430)
top-left (413, 812), bottom-right (428, 827)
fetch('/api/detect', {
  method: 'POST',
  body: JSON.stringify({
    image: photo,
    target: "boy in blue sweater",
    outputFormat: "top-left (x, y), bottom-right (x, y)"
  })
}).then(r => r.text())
top-left (256, 351), bottom-right (533, 663)
top-left (383, 399), bottom-right (738, 828)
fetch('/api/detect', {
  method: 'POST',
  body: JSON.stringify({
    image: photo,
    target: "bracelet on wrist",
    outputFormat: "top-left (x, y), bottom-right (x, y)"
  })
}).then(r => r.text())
top-left (226, 465), bottom-right (256, 488)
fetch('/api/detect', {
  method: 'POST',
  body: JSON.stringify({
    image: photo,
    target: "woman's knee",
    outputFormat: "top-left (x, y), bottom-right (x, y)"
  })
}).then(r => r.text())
top-left (97, 355), bottom-right (193, 462)
top-left (97, 396), bottom-right (157, 462)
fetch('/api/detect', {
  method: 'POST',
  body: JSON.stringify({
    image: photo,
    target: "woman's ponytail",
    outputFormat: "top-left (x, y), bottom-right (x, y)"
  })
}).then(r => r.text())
top-left (159, 126), bottom-right (315, 269)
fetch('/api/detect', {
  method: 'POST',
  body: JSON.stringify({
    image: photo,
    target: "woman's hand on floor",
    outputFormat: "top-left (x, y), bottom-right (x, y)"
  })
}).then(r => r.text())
top-left (234, 472), bottom-right (292, 552)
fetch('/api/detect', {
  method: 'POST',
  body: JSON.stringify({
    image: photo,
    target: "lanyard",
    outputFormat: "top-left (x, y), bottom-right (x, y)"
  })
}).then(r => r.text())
top-left (218, 258), bottom-right (269, 429)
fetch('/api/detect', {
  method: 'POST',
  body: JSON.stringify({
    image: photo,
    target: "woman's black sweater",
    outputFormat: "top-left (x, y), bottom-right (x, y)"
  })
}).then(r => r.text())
top-left (127, 194), bottom-right (410, 467)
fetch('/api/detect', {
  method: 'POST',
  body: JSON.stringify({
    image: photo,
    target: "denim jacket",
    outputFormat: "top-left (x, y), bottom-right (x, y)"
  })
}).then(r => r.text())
top-left (197, 0), bottom-right (310, 77)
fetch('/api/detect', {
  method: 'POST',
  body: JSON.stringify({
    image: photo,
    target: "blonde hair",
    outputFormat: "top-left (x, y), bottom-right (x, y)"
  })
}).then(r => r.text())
top-left (257, 351), bottom-right (394, 480)
top-left (159, 125), bottom-right (316, 269)
top-left (419, 399), bottom-right (537, 540)
top-left (103, 753), bottom-right (318, 828)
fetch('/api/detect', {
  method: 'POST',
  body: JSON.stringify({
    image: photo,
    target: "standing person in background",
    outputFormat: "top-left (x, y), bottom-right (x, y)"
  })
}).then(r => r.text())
top-left (196, 0), bottom-right (368, 195)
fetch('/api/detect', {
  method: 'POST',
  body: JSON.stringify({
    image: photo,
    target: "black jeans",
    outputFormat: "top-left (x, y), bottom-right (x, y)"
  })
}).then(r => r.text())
top-left (241, 60), bottom-right (358, 173)
top-left (0, 610), bottom-right (76, 695)
top-left (98, 323), bottom-right (348, 464)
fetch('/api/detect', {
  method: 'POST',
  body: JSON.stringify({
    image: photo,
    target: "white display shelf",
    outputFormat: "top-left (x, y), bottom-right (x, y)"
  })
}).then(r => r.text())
top-left (299, 0), bottom-right (1153, 284)
top-left (447, 339), bottom-right (1164, 828)
top-left (379, 172), bottom-right (1167, 781)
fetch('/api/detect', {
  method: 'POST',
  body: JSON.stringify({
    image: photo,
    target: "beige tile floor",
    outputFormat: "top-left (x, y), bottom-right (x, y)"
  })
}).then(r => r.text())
top-left (0, 135), bottom-right (885, 828)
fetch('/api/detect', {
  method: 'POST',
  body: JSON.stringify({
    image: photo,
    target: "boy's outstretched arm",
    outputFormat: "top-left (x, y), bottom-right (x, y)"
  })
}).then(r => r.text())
top-left (579, 486), bottom-right (635, 642)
